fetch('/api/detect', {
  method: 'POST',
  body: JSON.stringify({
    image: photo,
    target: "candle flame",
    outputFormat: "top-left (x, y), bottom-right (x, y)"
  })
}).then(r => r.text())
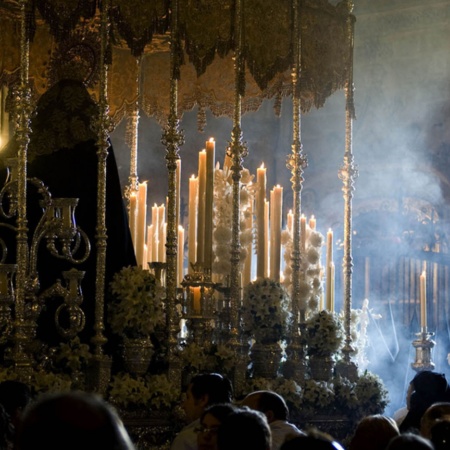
top-left (260, 162), bottom-right (265, 169)
top-left (209, 137), bottom-right (215, 142)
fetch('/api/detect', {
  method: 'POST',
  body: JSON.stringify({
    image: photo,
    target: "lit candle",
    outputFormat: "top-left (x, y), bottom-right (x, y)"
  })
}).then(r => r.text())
top-left (136, 182), bottom-right (147, 267)
top-left (243, 186), bottom-right (253, 287)
top-left (326, 228), bottom-right (333, 311)
top-left (287, 209), bottom-right (293, 234)
top-left (309, 215), bottom-right (316, 230)
top-left (128, 193), bottom-right (137, 251)
top-left (0, 270), bottom-right (7, 295)
top-left (264, 199), bottom-right (269, 278)
top-left (270, 185), bottom-right (283, 281)
top-left (330, 262), bottom-right (335, 313)
top-left (420, 270), bottom-right (427, 330)
top-left (176, 159), bottom-right (181, 229)
top-left (256, 164), bottom-right (266, 278)
top-left (301, 214), bottom-right (306, 252)
top-left (188, 175), bottom-right (198, 273)
top-left (147, 225), bottom-right (153, 265)
top-left (192, 287), bottom-right (201, 315)
top-left (197, 150), bottom-right (207, 265)
top-left (158, 204), bottom-right (165, 262)
top-left (204, 138), bottom-right (215, 270)
top-left (151, 203), bottom-right (159, 262)
top-left (178, 226), bottom-right (185, 285)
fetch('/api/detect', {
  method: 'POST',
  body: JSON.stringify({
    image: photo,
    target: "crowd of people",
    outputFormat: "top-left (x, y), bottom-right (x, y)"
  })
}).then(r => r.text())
top-left (0, 370), bottom-right (449, 450)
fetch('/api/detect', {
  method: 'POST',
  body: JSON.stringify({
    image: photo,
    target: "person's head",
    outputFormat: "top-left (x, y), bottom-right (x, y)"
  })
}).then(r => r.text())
top-left (27, 78), bottom-right (99, 160)
top-left (386, 433), bottom-right (434, 450)
top-left (420, 402), bottom-right (450, 438)
top-left (410, 371), bottom-right (450, 405)
top-left (217, 407), bottom-right (271, 450)
top-left (197, 403), bottom-right (238, 450)
top-left (0, 380), bottom-right (32, 427)
top-left (183, 373), bottom-right (233, 422)
top-left (16, 390), bottom-right (135, 450)
top-left (349, 414), bottom-right (400, 450)
top-left (280, 428), bottom-right (345, 450)
top-left (241, 390), bottom-right (289, 423)
top-left (430, 419), bottom-right (450, 450)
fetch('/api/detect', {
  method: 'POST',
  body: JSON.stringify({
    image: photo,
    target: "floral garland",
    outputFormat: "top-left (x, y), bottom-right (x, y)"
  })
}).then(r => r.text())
top-left (245, 371), bottom-right (389, 424)
top-left (108, 265), bottom-right (165, 338)
top-left (242, 278), bottom-right (291, 342)
top-left (281, 222), bottom-right (323, 312)
top-left (212, 165), bottom-right (254, 280)
top-left (305, 310), bottom-right (344, 357)
top-left (108, 373), bottom-right (179, 410)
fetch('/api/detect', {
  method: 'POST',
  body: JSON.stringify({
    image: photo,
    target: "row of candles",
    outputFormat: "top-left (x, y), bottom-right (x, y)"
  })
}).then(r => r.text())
top-left (125, 137), bottom-right (429, 322)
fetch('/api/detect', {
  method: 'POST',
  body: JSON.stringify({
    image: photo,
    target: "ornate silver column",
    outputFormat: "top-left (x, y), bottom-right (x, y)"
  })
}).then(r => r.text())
top-left (87, 0), bottom-right (112, 394)
top-left (161, 0), bottom-right (184, 384)
top-left (284, 0), bottom-right (308, 381)
top-left (226, 0), bottom-right (249, 395)
top-left (336, 0), bottom-right (358, 381)
top-left (11, 0), bottom-right (33, 379)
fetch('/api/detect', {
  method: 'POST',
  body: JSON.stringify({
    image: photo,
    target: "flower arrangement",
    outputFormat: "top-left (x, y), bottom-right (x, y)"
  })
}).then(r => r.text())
top-left (212, 165), bottom-right (254, 279)
top-left (281, 221), bottom-right (324, 313)
top-left (242, 278), bottom-right (290, 343)
top-left (305, 310), bottom-right (344, 357)
top-left (108, 265), bottom-right (165, 338)
top-left (176, 341), bottom-right (237, 375)
top-left (108, 372), bottom-right (179, 410)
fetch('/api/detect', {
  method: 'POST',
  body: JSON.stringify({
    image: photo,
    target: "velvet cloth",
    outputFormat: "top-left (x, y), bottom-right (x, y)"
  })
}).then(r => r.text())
top-left (0, 79), bottom-right (136, 346)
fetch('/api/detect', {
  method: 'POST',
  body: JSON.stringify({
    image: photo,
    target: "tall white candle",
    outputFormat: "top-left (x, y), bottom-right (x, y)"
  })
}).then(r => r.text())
top-left (420, 270), bottom-right (427, 330)
top-left (301, 214), bottom-right (307, 252)
top-left (256, 164), bottom-right (266, 278)
top-left (178, 226), bottom-right (185, 285)
top-left (176, 159), bottom-right (181, 229)
top-left (129, 192), bottom-right (137, 247)
top-left (151, 203), bottom-right (159, 261)
top-left (264, 199), bottom-right (269, 278)
top-left (197, 150), bottom-right (207, 265)
top-left (158, 204), bottom-right (165, 262)
top-left (287, 209), bottom-right (293, 234)
top-left (188, 175), bottom-right (198, 273)
top-left (147, 224), bottom-right (153, 265)
top-left (326, 228), bottom-right (333, 311)
top-left (204, 138), bottom-right (215, 270)
top-left (270, 185), bottom-right (282, 281)
top-left (136, 182), bottom-right (147, 267)
top-left (243, 186), bottom-right (253, 287)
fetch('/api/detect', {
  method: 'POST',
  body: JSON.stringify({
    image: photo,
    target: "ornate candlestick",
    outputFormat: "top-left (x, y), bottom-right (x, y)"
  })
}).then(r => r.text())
top-left (284, 0), bottom-right (307, 382)
top-left (411, 328), bottom-right (435, 372)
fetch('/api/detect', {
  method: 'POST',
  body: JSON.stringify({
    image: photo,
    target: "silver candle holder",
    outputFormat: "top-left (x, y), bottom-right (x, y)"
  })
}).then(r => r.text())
top-left (411, 328), bottom-right (435, 372)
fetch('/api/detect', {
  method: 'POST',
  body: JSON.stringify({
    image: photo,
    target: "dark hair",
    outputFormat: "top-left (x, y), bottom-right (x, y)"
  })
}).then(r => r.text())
top-left (217, 407), bottom-right (271, 450)
top-left (349, 414), bottom-right (399, 450)
top-left (281, 429), bottom-right (345, 450)
top-left (430, 420), bottom-right (450, 450)
top-left (250, 390), bottom-right (289, 421)
top-left (386, 433), bottom-right (434, 450)
top-left (16, 391), bottom-right (135, 450)
top-left (201, 403), bottom-right (238, 423)
top-left (190, 373), bottom-right (233, 406)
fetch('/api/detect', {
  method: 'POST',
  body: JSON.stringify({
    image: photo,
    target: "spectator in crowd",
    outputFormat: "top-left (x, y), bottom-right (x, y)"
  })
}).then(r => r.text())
top-left (429, 419), bottom-right (450, 450)
top-left (217, 407), bottom-right (271, 450)
top-left (280, 428), bottom-right (345, 450)
top-left (15, 390), bottom-right (135, 450)
top-left (400, 370), bottom-right (450, 433)
top-left (349, 414), bottom-right (400, 450)
top-left (386, 433), bottom-right (434, 450)
top-left (241, 390), bottom-right (304, 450)
top-left (196, 403), bottom-right (238, 450)
top-left (171, 373), bottom-right (233, 450)
top-left (420, 402), bottom-right (450, 439)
